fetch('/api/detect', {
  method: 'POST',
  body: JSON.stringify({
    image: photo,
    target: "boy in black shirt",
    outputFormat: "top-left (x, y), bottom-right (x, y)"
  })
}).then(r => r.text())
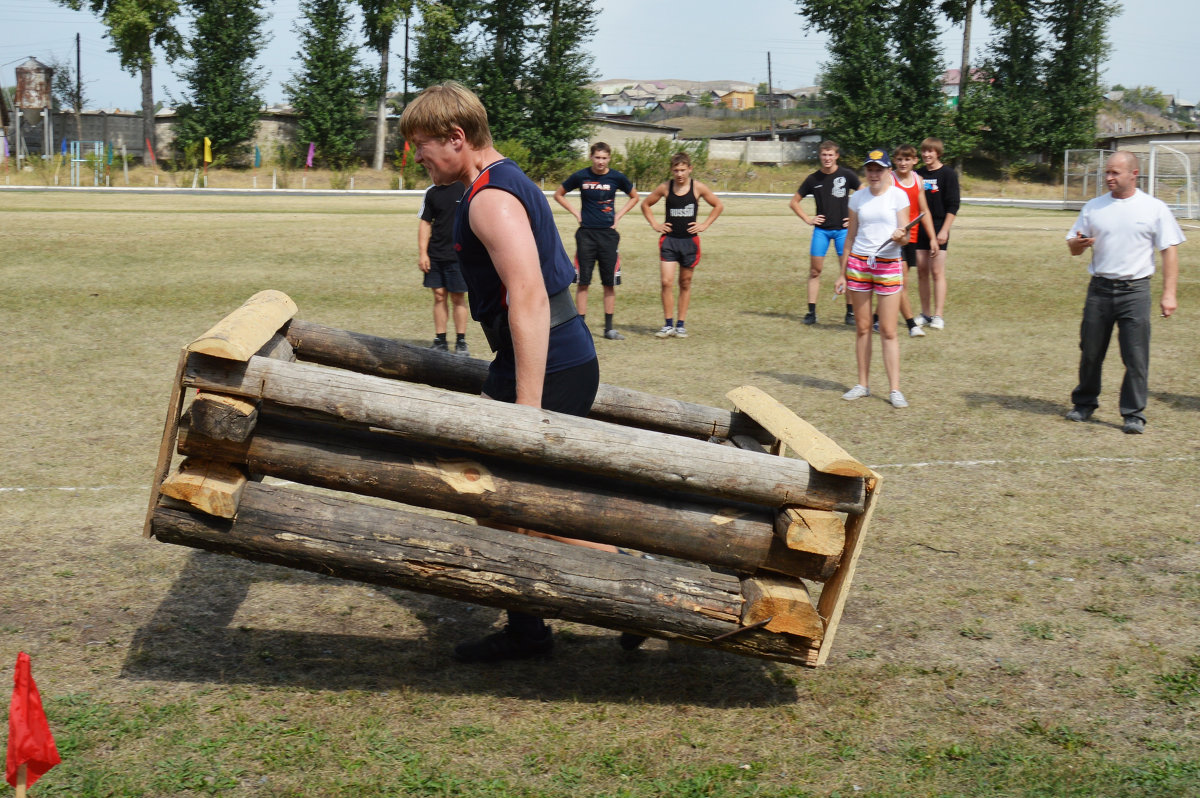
top-left (914, 137), bottom-right (960, 330)
top-left (418, 181), bottom-right (469, 353)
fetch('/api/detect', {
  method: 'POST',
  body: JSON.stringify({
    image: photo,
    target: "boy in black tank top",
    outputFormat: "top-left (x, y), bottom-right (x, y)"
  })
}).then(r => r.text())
top-left (640, 152), bottom-right (724, 338)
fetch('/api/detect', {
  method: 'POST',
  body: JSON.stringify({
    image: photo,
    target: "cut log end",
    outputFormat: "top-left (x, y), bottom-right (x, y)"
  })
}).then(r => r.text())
top-left (159, 458), bottom-right (248, 519)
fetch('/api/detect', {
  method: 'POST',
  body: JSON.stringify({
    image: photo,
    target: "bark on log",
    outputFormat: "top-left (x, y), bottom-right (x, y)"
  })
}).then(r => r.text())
top-left (186, 392), bottom-right (259, 442)
top-left (178, 412), bottom-right (786, 574)
top-left (183, 354), bottom-right (867, 513)
top-left (285, 320), bottom-right (772, 443)
top-left (150, 482), bottom-right (820, 664)
top-left (188, 290), bottom-right (298, 361)
top-left (159, 458), bottom-right (247, 518)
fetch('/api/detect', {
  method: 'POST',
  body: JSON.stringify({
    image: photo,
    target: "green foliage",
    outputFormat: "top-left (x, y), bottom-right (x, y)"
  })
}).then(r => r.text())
top-left (523, 0), bottom-right (598, 164)
top-left (615, 137), bottom-right (708, 191)
top-left (410, 0), bottom-right (474, 89)
top-left (1154, 655), bottom-right (1200, 706)
top-left (47, 56), bottom-right (86, 113)
top-left (1120, 85), bottom-right (1169, 112)
top-left (473, 0), bottom-right (534, 142)
top-left (171, 0), bottom-right (267, 165)
top-left (493, 138), bottom-right (534, 175)
top-left (286, 0), bottom-right (371, 169)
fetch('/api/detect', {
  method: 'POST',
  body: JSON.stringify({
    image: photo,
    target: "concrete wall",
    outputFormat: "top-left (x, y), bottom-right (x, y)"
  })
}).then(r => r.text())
top-left (707, 138), bottom-right (818, 164)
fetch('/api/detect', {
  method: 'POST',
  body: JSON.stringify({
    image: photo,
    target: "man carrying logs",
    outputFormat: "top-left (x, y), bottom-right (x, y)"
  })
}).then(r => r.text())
top-left (400, 82), bottom-right (643, 662)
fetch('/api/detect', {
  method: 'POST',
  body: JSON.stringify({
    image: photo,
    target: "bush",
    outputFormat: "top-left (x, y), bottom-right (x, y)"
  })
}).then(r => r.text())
top-left (615, 138), bottom-right (708, 191)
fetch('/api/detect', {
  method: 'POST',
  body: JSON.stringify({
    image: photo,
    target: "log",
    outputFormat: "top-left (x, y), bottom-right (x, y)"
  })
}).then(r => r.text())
top-left (188, 290), bottom-right (298, 361)
top-left (285, 320), bottom-right (772, 443)
top-left (150, 482), bottom-right (821, 664)
top-left (775, 508), bottom-right (846, 559)
top-left (726, 386), bottom-right (872, 478)
top-left (185, 392), bottom-right (259, 442)
top-left (159, 458), bottom-right (247, 518)
top-left (177, 412), bottom-right (785, 574)
top-left (183, 354), bottom-right (868, 513)
top-left (740, 576), bottom-right (824, 640)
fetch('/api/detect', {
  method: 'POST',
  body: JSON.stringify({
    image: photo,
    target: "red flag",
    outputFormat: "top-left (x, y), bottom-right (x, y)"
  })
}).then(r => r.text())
top-left (305, 142), bottom-right (315, 168)
top-left (401, 139), bottom-right (410, 169)
top-left (6, 653), bottom-right (60, 789)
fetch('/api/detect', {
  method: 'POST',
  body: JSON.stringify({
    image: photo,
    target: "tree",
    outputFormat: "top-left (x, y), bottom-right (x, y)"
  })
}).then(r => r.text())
top-left (892, 0), bottom-right (949, 147)
top-left (287, 0), bottom-right (370, 168)
top-left (58, 0), bottom-right (182, 155)
top-left (410, 0), bottom-right (474, 90)
top-left (522, 0), bottom-right (597, 164)
top-left (473, 0), bottom-right (532, 142)
top-left (358, 0), bottom-right (412, 170)
top-left (969, 0), bottom-right (1047, 164)
top-left (172, 0), bottom-right (266, 163)
top-left (1040, 0), bottom-right (1117, 156)
top-left (47, 55), bottom-right (87, 140)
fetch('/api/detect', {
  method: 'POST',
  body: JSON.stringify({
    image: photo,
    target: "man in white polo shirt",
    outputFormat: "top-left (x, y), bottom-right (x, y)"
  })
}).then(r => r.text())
top-left (1065, 151), bottom-right (1184, 434)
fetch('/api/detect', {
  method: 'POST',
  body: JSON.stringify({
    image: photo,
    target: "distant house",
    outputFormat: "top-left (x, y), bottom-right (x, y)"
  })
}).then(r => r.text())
top-left (579, 115), bottom-right (681, 156)
top-left (719, 90), bottom-right (755, 110)
top-left (757, 91), bottom-right (797, 110)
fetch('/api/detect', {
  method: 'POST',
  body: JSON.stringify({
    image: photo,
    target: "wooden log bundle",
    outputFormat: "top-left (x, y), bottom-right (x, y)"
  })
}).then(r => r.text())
top-left (146, 291), bottom-right (882, 667)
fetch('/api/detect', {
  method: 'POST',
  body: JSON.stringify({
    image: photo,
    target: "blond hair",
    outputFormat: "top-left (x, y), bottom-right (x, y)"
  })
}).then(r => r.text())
top-left (399, 81), bottom-right (492, 149)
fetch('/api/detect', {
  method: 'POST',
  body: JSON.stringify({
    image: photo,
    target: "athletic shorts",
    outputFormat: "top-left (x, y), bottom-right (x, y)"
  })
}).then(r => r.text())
top-left (659, 235), bottom-right (701, 269)
top-left (574, 227), bottom-right (621, 287)
top-left (482, 357), bottom-right (600, 417)
top-left (915, 226), bottom-right (949, 252)
top-left (422, 258), bottom-right (469, 293)
top-left (810, 226), bottom-right (848, 257)
top-left (846, 253), bottom-right (903, 296)
top-left (901, 243), bottom-right (917, 270)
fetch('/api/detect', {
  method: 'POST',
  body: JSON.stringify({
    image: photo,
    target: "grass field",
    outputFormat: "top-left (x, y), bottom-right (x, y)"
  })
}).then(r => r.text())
top-left (1, 188), bottom-right (1198, 797)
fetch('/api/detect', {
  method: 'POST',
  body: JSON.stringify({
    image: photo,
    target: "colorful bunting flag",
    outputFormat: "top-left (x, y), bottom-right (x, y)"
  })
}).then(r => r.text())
top-left (146, 138), bottom-right (156, 167)
top-left (106, 142), bottom-right (113, 165)
top-left (60, 138), bottom-right (67, 156)
top-left (254, 145), bottom-right (262, 169)
top-left (401, 139), bottom-right (410, 169)
top-left (305, 142), bottom-right (315, 168)
top-left (203, 137), bottom-right (212, 164)
top-left (6, 653), bottom-right (61, 790)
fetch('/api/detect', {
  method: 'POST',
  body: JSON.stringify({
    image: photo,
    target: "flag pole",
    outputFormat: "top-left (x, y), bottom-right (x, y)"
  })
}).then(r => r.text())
top-left (16, 764), bottom-right (27, 798)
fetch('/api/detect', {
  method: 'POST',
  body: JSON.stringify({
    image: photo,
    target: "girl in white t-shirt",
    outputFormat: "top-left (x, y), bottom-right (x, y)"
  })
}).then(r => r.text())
top-left (835, 149), bottom-right (911, 407)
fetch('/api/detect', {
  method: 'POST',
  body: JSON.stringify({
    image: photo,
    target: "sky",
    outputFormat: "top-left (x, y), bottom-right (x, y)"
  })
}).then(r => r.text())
top-left (3, 0), bottom-right (1198, 111)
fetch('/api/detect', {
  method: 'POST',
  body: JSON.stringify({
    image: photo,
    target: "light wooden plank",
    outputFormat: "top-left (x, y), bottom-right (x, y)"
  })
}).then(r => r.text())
top-left (144, 347), bottom-right (189, 537)
top-left (815, 472), bottom-right (882, 665)
top-left (726, 385), bottom-right (871, 478)
top-left (159, 458), bottom-right (248, 519)
top-left (740, 575), bottom-right (824, 641)
top-left (187, 290), bottom-right (298, 361)
top-left (775, 507), bottom-right (846, 557)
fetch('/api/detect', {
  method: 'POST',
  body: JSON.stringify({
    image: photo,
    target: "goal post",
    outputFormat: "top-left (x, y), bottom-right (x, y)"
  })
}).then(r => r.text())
top-left (1148, 141), bottom-right (1199, 219)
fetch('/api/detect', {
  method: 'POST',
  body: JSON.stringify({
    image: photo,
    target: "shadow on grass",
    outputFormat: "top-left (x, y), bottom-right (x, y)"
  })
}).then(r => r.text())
top-left (1152, 391), bottom-right (1200, 412)
top-left (122, 550), bottom-right (798, 708)
top-left (962, 392), bottom-right (1068, 416)
top-left (757, 370), bottom-right (848, 395)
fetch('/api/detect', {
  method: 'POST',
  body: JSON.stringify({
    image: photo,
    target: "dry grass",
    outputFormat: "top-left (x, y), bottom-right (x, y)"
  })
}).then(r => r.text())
top-left (1, 189), bottom-right (1198, 797)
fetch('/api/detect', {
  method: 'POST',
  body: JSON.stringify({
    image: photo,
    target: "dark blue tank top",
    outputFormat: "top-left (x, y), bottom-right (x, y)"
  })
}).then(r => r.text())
top-left (454, 159), bottom-right (594, 378)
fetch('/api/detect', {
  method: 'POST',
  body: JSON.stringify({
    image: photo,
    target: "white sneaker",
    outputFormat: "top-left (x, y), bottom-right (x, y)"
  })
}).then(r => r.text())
top-left (889, 389), bottom-right (909, 408)
top-left (909, 324), bottom-right (926, 337)
top-left (673, 324), bottom-right (688, 339)
top-left (842, 384), bottom-right (870, 401)
top-left (915, 314), bottom-right (929, 327)
top-left (655, 325), bottom-right (675, 338)
top-left (929, 315), bottom-right (945, 330)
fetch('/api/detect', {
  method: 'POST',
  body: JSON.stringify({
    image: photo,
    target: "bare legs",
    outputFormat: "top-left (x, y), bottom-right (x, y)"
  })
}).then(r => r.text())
top-left (660, 261), bottom-right (693, 322)
top-left (916, 249), bottom-right (947, 319)
top-left (432, 288), bottom-right (468, 335)
top-left (850, 290), bottom-right (902, 392)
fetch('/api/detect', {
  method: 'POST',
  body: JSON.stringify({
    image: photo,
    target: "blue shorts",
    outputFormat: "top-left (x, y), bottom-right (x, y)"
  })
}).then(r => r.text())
top-left (810, 227), bottom-right (847, 258)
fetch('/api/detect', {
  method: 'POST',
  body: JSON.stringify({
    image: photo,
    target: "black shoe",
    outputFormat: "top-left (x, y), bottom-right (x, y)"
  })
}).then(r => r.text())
top-left (430, 338), bottom-right (449, 352)
top-left (455, 339), bottom-right (469, 356)
top-left (1065, 406), bottom-right (1094, 422)
top-left (453, 626), bottom-right (553, 663)
top-left (619, 632), bottom-right (647, 651)
top-left (802, 311), bottom-right (816, 325)
top-left (1122, 417), bottom-right (1145, 435)
top-left (844, 310), bottom-right (855, 326)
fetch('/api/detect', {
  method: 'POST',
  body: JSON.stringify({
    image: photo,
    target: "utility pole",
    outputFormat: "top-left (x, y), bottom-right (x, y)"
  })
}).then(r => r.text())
top-left (75, 32), bottom-right (83, 141)
top-left (957, 1), bottom-right (972, 112)
top-left (766, 51), bottom-right (776, 138)
top-left (402, 14), bottom-right (410, 108)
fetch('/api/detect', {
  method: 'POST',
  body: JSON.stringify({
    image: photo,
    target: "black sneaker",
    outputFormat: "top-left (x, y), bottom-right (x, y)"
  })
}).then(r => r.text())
top-left (1065, 406), bottom-right (1094, 422)
top-left (619, 632), bottom-right (647, 651)
top-left (1122, 417), bottom-right (1145, 435)
top-left (453, 626), bottom-right (553, 663)
top-left (455, 339), bottom-right (469, 356)
top-left (430, 338), bottom-right (449, 352)
top-left (802, 311), bottom-right (816, 325)
top-left (844, 309), bottom-right (855, 326)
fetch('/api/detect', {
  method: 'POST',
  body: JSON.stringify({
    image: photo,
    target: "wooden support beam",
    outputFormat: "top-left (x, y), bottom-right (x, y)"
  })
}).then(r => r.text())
top-left (285, 320), bottom-right (772, 443)
top-left (814, 472), bottom-right (882, 666)
top-left (183, 354), bottom-right (869, 513)
top-left (188, 290), bottom-right (298, 361)
top-left (178, 412), bottom-right (785, 574)
top-left (159, 458), bottom-right (247, 519)
top-left (144, 347), bottom-right (189, 537)
top-left (740, 576), bottom-right (824, 641)
top-left (150, 482), bottom-right (820, 664)
top-left (726, 386), bottom-right (871, 478)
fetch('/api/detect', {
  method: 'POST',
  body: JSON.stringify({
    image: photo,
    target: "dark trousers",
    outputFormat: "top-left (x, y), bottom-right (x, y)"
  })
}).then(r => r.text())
top-left (1071, 275), bottom-right (1151, 422)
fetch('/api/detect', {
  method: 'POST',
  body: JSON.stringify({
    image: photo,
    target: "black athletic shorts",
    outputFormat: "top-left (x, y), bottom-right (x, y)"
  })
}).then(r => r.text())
top-left (659, 235), bottom-right (701, 269)
top-left (481, 357), bottom-right (599, 417)
top-left (915, 225), bottom-right (949, 252)
top-left (901, 243), bottom-right (917, 269)
top-left (574, 227), bottom-right (621, 287)
top-left (422, 258), bottom-right (469, 292)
